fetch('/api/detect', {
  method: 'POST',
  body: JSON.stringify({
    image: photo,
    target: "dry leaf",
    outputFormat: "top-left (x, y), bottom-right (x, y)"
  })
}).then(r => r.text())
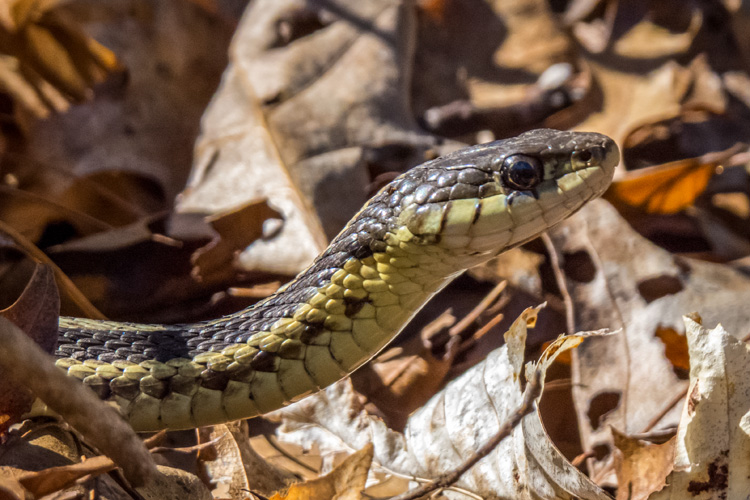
top-left (274, 307), bottom-right (612, 499)
top-left (650, 316), bottom-right (750, 498)
top-left (269, 444), bottom-right (373, 500)
top-left (548, 199), bottom-right (750, 483)
top-left (612, 429), bottom-right (674, 500)
top-left (0, 0), bottom-right (120, 117)
top-left (0, 423), bottom-right (213, 500)
top-left (604, 153), bottom-right (724, 214)
top-left (0, 263), bottom-right (59, 431)
top-left (179, 0), bottom-right (444, 278)
top-left (197, 422), bottom-right (295, 498)
top-left (612, 6), bottom-right (702, 59)
top-left (191, 200), bottom-right (283, 284)
top-left (21, 0), bottom-right (233, 214)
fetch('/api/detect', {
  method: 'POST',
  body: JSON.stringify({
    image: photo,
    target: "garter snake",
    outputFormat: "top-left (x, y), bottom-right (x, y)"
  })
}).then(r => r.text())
top-left (46, 129), bottom-right (618, 431)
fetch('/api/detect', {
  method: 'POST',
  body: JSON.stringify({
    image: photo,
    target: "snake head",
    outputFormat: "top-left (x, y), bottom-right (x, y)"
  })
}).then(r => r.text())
top-left (390, 129), bottom-right (619, 263)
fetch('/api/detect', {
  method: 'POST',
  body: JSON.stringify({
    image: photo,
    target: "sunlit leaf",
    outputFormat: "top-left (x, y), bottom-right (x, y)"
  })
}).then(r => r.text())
top-left (605, 145), bottom-right (744, 214)
top-left (0, 0), bottom-right (121, 117)
top-left (269, 444), bottom-right (373, 500)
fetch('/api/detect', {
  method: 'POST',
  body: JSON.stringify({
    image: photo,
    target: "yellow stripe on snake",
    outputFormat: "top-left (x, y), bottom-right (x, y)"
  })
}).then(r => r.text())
top-left (46, 129), bottom-right (618, 431)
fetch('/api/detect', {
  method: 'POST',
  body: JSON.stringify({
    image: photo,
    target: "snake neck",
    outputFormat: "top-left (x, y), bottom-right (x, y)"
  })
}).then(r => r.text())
top-left (54, 213), bottom-right (461, 430)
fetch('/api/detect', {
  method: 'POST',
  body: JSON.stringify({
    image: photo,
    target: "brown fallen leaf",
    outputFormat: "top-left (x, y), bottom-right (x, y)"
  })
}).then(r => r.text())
top-left (15, 455), bottom-right (116, 498)
top-left (612, 428), bottom-right (675, 500)
top-left (611, 3), bottom-right (702, 59)
top-left (191, 199), bottom-right (283, 285)
top-left (0, 475), bottom-right (27, 500)
top-left (0, 263), bottom-right (59, 432)
top-left (0, 263), bottom-right (59, 354)
top-left (0, 220), bottom-right (105, 319)
top-left (269, 444), bottom-right (373, 500)
top-left (197, 421), bottom-right (295, 498)
top-left (414, 0), bottom-right (580, 138)
top-left (0, 422), bottom-right (214, 500)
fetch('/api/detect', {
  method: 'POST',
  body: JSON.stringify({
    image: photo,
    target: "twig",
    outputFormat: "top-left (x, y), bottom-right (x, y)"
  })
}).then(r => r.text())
top-left (0, 220), bottom-right (106, 319)
top-left (386, 370), bottom-right (543, 500)
top-left (541, 232), bottom-right (574, 335)
top-left (448, 281), bottom-right (507, 336)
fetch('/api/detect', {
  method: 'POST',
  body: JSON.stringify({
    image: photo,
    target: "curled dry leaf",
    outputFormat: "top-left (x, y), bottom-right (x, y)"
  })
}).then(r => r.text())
top-left (548, 200), bottom-right (750, 483)
top-left (197, 422), bottom-right (295, 498)
top-left (0, 263), bottom-right (59, 432)
top-left (649, 316), bottom-right (750, 498)
top-left (0, 221), bottom-right (104, 319)
top-left (191, 200), bottom-right (283, 285)
top-left (274, 306), bottom-right (612, 499)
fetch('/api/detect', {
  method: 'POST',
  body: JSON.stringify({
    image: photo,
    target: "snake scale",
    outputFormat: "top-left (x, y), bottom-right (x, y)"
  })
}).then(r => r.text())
top-left (45, 129), bottom-right (618, 431)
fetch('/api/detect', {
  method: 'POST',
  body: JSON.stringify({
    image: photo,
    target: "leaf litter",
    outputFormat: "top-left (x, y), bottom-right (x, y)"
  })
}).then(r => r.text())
top-left (1, 0), bottom-right (750, 498)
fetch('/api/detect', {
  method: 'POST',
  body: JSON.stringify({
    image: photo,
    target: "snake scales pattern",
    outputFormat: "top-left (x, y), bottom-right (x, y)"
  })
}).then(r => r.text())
top-left (46, 129), bottom-right (619, 430)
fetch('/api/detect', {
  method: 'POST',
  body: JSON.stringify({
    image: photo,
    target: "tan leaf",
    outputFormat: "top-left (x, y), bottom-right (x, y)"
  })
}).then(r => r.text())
top-left (197, 422), bottom-right (294, 498)
top-left (191, 200), bottom-right (283, 284)
top-left (179, 0), bottom-right (444, 275)
top-left (269, 444), bottom-right (373, 500)
top-left (274, 307), bottom-right (613, 499)
top-left (650, 316), bottom-right (750, 498)
top-left (612, 8), bottom-right (702, 59)
top-left (612, 429), bottom-right (674, 500)
top-left (15, 455), bottom-right (115, 498)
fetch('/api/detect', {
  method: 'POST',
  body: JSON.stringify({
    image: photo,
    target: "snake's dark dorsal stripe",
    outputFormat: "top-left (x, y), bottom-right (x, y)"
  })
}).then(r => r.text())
top-left (48, 129), bottom-right (619, 430)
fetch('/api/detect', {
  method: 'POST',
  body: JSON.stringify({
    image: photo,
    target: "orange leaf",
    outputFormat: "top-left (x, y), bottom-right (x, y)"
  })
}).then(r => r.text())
top-left (606, 145), bottom-right (743, 214)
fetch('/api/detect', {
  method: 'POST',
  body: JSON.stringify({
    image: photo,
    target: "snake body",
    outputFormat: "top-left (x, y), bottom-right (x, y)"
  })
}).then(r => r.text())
top-left (50, 129), bottom-right (618, 431)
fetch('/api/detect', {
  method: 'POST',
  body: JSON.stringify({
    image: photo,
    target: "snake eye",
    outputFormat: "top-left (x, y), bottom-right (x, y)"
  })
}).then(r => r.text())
top-left (500, 155), bottom-right (543, 191)
top-left (572, 146), bottom-right (605, 167)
